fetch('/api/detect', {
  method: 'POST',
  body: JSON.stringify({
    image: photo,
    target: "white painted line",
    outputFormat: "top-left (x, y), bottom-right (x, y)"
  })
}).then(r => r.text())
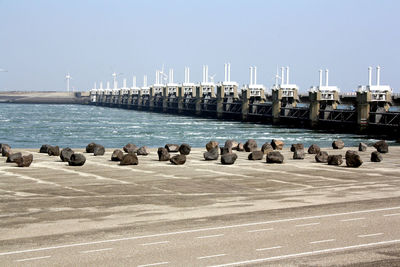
top-left (15, 255), bottom-right (51, 262)
top-left (358, 233), bottom-right (384, 238)
top-left (207, 239), bottom-right (400, 267)
top-left (256, 246), bottom-right (282, 251)
top-left (309, 239), bottom-right (336, 244)
top-left (141, 241), bottom-right (170, 246)
top-left (2, 206), bottom-right (400, 256)
top-left (383, 213), bottom-right (400, 217)
top-left (80, 247), bottom-right (113, 253)
top-left (137, 262), bottom-right (169, 267)
top-left (196, 234), bottom-right (224, 239)
top-left (340, 217), bottom-right (366, 222)
top-left (247, 228), bottom-right (274, 233)
top-left (295, 222), bottom-right (320, 227)
top-left (198, 254), bottom-right (227, 259)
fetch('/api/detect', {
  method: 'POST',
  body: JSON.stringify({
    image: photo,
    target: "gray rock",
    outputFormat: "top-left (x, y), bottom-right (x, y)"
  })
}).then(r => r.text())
top-left (123, 143), bottom-right (138, 153)
top-left (221, 153), bottom-right (238, 165)
top-left (157, 147), bottom-right (170, 161)
top-left (308, 144), bottom-right (320, 154)
top-left (271, 139), bottom-right (284, 150)
top-left (6, 152), bottom-right (22, 163)
top-left (47, 146), bottom-right (60, 156)
top-left (86, 142), bottom-right (97, 153)
top-left (111, 149), bottom-right (124, 161)
top-left (345, 150), bottom-right (363, 167)
top-left (358, 142), bottom-right (367, 152)
top-left (290, 143), bottom-right (304, 152)
top-left (332, 139), bottom-right (344, 149)
top-left (293, 149), bottom-right (305, 160)
top-left (1, 144), bottom-right (12, 157)
top-left (237, 143), bottom-right (245, 152)
top-left (266, 151), bottom-right (284, 163)
top-left (60, 148), bottom-right (74, 162)
top-left (225, 140), bottom-right (239, 150)
top-left (328, 155), bottom-right (343, 165)
top-left (93, 145), bottom-right (105, 156)
top-left (220, 147), bottom-right (232, 155)
top-left (248, 151), bottom-right (264, 160)
top-left (15, 154), bottom-right (33, 167)
top-left (165, 144), bottom-right (180, 152)
top-left (120, 153), bottom-right (139, 165)
top-left (68, 153), bottom-right (86, 166)
top-left (244, 139), bottom-right (257, 152)
top-left (39, 144), bottom-right (51, 153)
top-left (206, 141), bottom-right (219, 152)
top-left (179, 143), bottom-right (191, 155)
top-left (170, 154), bottom-right (186, 165)
top-left (373, 140), bottom-right (388, 153)
top-left (137, 146), bottom-right (149, 156)
top-left (261, 143), bottom-right (273, 154)
top-left (315, 151), bottom-right (329, 163)
top-left (204, 148), bottom-right (219, 160)
top-left (371, 151), bottom-right (383, 162)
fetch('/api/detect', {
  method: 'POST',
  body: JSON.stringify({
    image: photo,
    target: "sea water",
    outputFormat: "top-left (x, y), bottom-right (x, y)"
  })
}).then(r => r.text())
top-left (0, 104), bottom-right (392, 148)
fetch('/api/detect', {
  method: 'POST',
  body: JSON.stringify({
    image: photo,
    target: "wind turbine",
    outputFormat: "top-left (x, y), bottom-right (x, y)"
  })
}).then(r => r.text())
top-left (158, 64), bottom-right (168, 84)
top-left (111, 71), bottom-right (123, 89)
top-left (65, 73), bottom-right (72, 92)
top-left (209, 74), bottom-right (216, 83)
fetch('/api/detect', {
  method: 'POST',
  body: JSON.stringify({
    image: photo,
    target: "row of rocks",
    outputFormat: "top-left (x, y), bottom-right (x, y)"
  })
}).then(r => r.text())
top-left (1, 143), bottom-right (33, 167)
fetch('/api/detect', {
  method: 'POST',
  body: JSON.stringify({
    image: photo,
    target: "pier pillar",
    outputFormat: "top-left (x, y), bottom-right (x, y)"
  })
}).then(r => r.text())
top-left (118, 91), bottom-right (123, 107)
top-left (309, 91), bottom-right (321, 127)
top-left (272, 89), bottom-right (282, 124)
top-left (356, 91), bottom-right (371, 131)
top-left (149, 87), bottom-right (155, 111)
top-left (162, 87), bottom-right (168, 112)
top-left (137, 92), bottom-right (143, 110)
top-left (241, 89), bottom-right (250, 121)
top-left (195, 86), bottom-right (202, 116)
top-left (216, 85), bottom-right (225, 118)
top-left (127, 91), bottom-right (132, 108)
top-left (177, 87), bottom-right (183, 113)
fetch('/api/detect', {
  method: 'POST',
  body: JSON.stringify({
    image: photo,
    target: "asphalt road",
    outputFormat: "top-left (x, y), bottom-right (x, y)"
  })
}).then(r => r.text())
top-left (1, 146), bottom-right (399, 266)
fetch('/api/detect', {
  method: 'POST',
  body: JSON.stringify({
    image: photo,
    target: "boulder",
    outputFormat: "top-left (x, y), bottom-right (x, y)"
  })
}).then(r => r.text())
top-left (358, 142), bottom-right (367, 152)
top-left (157, 147), bottom-right (170, 161)
top-left (86, 142), bottom-right (97, 153)
top-left (15, 154), bottom-right (33, 167)
top-left (111, 149), bottom-right (124, 161)
top-left (237, 143), bottom-right (245, 152)
top-left (261, 143), bottom-right (273, 154)
top-left (373, 140), bottom-right (389, 153)
top-left (179, 143), bottom-right (191, 155)
top-left (203, 148), bottom-right (219, 160)
top-left (220, 147), bottom-right (232, 155)
top-left (345, 150), bottom-right (363, 167)
top-left (293, 150), bottom-right (305, 160)
top-left (332, 139), bottom-right (344, 149)
top-left (271, 139), bottom-right (284, 150)
top-left (6, 152), bottom-right (22, 163)
top-left (371, 151), bottom-right (383, 162)
top-left (244, 139), bottom-right (257, 152)
top-left (68, 153), bottom-right (86, 166)
top-left (47, 146), bottom-right (60, 156)
top-left (266, 151), bottom-right (284, 163)
top-left (39, 144), bottom-right (51, 153)
top-left (327, 155), bottom-right (343, 165)
top-left (123, 143), bottom-right (138, 153)
top-left (225, 140), bottom-right (239, 150)
top-left (1, 144), bottom-right (12, 157)
top-left (290, 143), bottom-right (304, 152)
top-left (120, 153), bottom-right (139, 165)
top-left (308, 144), bottom-right (320, 154)
top-left (60, 148), bottom-right (74, 162)
top-left (221, 153), bottom-right (238, 165)
top-left (170, 154), bottom-right (186, 165)
top-left (248, 151), bottom-right (263, 160)
top-left (165, 144), bottom-right (179, 152)
top-left (93, 145), bottom-right (105, 156)
top-left (137, 146), bottom-right (149, 156)
top-left (315, 151), bottom-right (329, 163)
top-left (206, 141), bottom-right (219, 152)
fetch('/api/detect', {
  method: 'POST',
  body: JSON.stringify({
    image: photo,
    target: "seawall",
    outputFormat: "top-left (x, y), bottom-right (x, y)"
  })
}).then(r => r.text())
top-left (0, 91), bottom-right (90, 104)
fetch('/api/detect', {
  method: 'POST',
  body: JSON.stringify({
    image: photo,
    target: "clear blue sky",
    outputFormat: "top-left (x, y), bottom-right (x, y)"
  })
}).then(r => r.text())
top-left (0, 0), bottom-right (399, 92)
